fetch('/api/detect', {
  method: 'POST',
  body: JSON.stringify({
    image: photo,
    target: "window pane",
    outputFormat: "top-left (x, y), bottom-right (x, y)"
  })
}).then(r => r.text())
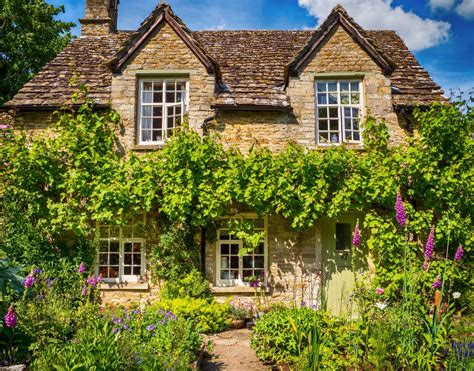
top-left (110, 254), bottom-right (119, 265)
top-left (142, 106), bottom-right (152, 117)
top-left (344, 107), bottom-right (351, 117)
top-left (99, 254), bottom-right (108, 265)
top-left (153, 107), bottom-right (162, 117)
top-left (341, 93), bottom-right (350, 104)
top-left (99, 266), bottom-right (108, 277)
top-left (142, 130), bottom-right (151, 142)
top-left (319, 119), bottom-right (328, 131)
top-left (153, 118), bottom-right (162, 129)
top-left (142, 92), bottom-right (153, 103)
top-left (142, 118), bottom-right (152, 129)
top-left (153, 92), bottom-right (163, 103)
top-left (330, 120), bottom-right (339, 131)
top-left (340, 82), bottom-right (349, 92)
top-left (143, 82), bottom-right (153, 91)
top-left (243, 256), bottom-right (253, 268)
top-left (152, 131), bottom-right (163, 142)
top-left (255, 242), bottom-right (264, 255)
top-left (166, 92), bottom-right (175, 103)
top-left (328, 82), bottom-right (337, 92)
top-left (110, 241), bottom-right (119, 252)
top-left (133, 267), bottom-right (141, 275)
top-left (99, 241), bottom-right (108, 252)
top-left (336, 223), bottom-right (352, 250)
top-left (176, 81), bottom-right (186, 91)
top-left (351, 93), bottom-right (360, 104)
top-left (109, 267), bottom-right (119, 278)
top-left (230, 256), bottom-right (239, 269)
top-left (318, 108), bottom-right (327, 118)
top-left (254, 256), bottom-right (264, 268)
top-left (328, 93), bottom-right (337, 104)
top-left (329, 107), bottom-right (338, 118)
top-left (124, 254), bottom-right (132, 265)
top-left (124, 267), bottom-right (132, 275)
top-left (354, 132), bottom-right (360, 141)
top-left (316, 83), bottom-right (327, 92)
top-left (134, 254), bottom-right (141, 265)
top-left (345, 131), bottom-right (352, 140)
top-left (153, 82), bottom-right (163, 91)
top-left (221, 244), bottom-right (229, 255)
top-left (230, 244), bottom-right (239, 255)
top-left (317, 94), bottom-right (327, 105)
top-left (230, 270), bottom-right (239, 279)
top-left (352, 108), bottom-right (359, 117)
top-left (221, 271), bottom-right (229, 280)
top-left (167, 116), bottom-right (174, 130)
top-left (319, 132), bottom-right (329, 142)
top-left (350, 82), bottom-right (359, 91)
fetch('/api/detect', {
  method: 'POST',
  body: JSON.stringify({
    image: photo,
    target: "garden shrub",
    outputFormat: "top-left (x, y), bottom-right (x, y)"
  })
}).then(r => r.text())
top-left (161, 268), bottom-right (213, 301)
top-left (152, 297), bottom-right (231, 333)
top-left (251, 306), bottom-right (357, 368)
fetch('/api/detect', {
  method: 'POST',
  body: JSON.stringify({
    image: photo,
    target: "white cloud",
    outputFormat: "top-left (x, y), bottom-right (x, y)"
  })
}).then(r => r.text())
top-left (429, 0), bottom-right (456, 11)
top-left (456, 0), bottom-right (474, 19)
top-left (297, 0), bottom-right (451, 51)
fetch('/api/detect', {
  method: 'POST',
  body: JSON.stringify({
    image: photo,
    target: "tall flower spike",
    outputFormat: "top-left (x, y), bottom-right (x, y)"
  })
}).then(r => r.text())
top-left (352, 223), bottom-right (361, 247)
top-left (455, 245), bottom-right (464, 262)
top-left (78, 262), bottom-right (86, 274)
top-left (394, 191), bottom-right (407, 227)
top-left (4, 306), bottom-right (17, 328)
top-left (424, 227), bottom-right (435, 261)
top-left (431, 275), bottom-right (442, 289)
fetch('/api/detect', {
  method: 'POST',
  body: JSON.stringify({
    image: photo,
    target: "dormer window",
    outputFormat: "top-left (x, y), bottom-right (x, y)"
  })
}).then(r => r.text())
top-left (138, 79), bottom-right (189, 145)
top-left (316, 80), bottom-right (362, 145)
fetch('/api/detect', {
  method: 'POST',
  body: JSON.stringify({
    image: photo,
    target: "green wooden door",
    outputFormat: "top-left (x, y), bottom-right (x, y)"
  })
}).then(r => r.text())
top-left (321, 214), bottom-right (359, 317)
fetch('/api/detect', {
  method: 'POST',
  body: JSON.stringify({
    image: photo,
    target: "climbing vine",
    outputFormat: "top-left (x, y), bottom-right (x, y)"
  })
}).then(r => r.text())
top-left (0, 90), bottom-right (472, 295)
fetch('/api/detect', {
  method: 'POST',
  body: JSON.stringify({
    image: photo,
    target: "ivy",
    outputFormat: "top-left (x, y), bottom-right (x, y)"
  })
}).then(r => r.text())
top-left (1, 91), bottom-right (472, 291)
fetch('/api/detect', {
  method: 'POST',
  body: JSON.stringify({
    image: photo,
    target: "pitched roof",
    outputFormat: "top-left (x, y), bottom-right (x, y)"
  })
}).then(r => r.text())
top-left (109, 3), bottom-right (220, 76)
top-left (6, 5), bottom-right (444, 111)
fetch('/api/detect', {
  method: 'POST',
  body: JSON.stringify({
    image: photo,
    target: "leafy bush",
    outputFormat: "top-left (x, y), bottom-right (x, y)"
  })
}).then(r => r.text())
top-left (31, 318), bottom-right (130, 370)
top-left (161, 269), bottom-right (213, 301)
top-left (152, 297), bottom-right (231, 333)
top-left (251, 306), bottom-right (357, 368)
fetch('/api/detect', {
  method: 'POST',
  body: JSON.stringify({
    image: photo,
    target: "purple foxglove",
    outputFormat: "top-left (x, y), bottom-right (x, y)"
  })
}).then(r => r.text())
top-left (24, 275), bottom-right (35, 289)
top-left (86, 275), bottom-right (97, 287)
top-left (78, 262), bottom-right (86, 274)
top-left (424, 227), bottom-right (435, 261)
top-left (394, 191), bottom-right (407, 227)
top-left (455, 245), bottom-right (464, 262)
top-left (431, 275), bottom-right (442, 289)
top-left (4, 306), bottom-right (17, 328)
top-left (352, 223), bottom-right (361, 247)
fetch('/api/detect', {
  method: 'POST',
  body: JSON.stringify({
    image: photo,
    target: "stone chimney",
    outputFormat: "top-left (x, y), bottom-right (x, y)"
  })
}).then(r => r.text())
top-left (80, 0), bottom-right (119, 36)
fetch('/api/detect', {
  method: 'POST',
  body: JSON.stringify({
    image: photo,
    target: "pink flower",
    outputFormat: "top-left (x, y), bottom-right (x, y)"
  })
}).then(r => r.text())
top-left (424, 227), bottom-right (435, 261)
top-left (394, 191), bottom-right (407, 227)
top-left (86, 275), bottom-right (97, 287)
top-left (4, 306), bottom-right (17, 328)
top-left (431, 275), bottom-right (442, 289)
top-left (24, 275), bottom-right (35, 289)
top-left (375, 287), bottom-right (385, 295)
top-left (78, 262), bottom-right (86, 274)
top-left (0, 125), bottom-right (10, 130)
top-left (81, 287), bottom-right (88, 296)
top-left (454, 245), bottom-right (464, 262)
top-left (352, 223), bottom-right (361, 247)
top-left (97, 274), bottom-right (103, 283)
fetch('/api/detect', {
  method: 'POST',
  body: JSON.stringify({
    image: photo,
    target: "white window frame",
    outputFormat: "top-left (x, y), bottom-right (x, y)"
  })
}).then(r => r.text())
top-left (137, 79), bottom-right (189, 145)
top-left (96, 215), bottom-right (146, 283)
top-left (216, 215), bottom-right (268, 287)
top-left (315, 80), bottom-right (364, 146)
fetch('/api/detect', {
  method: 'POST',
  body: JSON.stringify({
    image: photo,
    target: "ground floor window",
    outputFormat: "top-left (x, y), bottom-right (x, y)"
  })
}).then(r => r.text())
top-left (216, 217), bottom-right (267, 287)
top-left (97, 215), bottom-right (146, 282)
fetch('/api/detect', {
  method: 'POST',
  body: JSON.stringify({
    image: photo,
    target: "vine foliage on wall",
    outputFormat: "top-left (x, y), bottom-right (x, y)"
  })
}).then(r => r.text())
top-left (0, 90), bottom-right (472, 296)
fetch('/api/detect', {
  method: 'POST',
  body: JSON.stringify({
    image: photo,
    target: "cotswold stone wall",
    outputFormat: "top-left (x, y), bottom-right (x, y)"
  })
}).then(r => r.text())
top-left (111, 22), bottom-right (215, 150)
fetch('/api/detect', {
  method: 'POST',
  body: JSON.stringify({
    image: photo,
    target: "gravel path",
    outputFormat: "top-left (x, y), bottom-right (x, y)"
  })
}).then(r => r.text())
top-left (201, 328), bottom-right (269, 371)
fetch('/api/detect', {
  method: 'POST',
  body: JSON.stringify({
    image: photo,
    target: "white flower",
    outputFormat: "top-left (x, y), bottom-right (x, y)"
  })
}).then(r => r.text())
top-left (452, 292), bottom-right (461, 299)
top-left (375, 302), bottom-right (387, 310)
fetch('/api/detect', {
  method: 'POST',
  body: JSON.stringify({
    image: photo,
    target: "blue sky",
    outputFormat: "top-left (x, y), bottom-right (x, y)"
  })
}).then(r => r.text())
top-left (48, 0), bottom-right (473, 96)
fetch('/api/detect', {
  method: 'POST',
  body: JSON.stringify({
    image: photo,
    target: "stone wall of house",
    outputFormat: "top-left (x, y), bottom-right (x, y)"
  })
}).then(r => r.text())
top-left (6, 111), bottom-right (54, 130)
top-left (111, 22), bottom-right (216, 150)
top-left (213, 25), bottom-right (408, 153)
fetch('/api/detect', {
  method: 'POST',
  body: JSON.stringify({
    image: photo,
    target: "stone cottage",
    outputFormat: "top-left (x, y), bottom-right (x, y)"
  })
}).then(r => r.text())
top-left (3, 1), bottom-right (444, 313)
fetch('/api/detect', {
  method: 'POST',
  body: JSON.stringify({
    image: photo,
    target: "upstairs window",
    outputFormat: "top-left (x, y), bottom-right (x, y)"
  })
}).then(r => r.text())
top-left (316, 81), bottom-right (362, 145)
top-left (138, 79), bottom-right (188, 145)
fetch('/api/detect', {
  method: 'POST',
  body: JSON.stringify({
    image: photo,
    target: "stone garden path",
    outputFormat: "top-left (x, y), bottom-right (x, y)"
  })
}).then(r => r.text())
top-left (201, 328), bottom-right (269, 371)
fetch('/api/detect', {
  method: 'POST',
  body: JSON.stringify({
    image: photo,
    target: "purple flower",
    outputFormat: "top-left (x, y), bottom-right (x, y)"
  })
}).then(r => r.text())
top-left (78, 262), bottom-right (86, 274)
top-left (24, 275), bottom-right (35, 289)
top-left (432, 275), bottom-right (442, 289)
top-left (86, 275), bottom-right (97, 287)
top-left (352, 223), bottom-right (361, 247)
top-left (424, 227), bottom-right (435, 261)
top-left (81, 286), bottom-right (88, 296)
top-left (394, 191), bottom-right (407, 228)
top-left (112, 328), bottom-right (120, 334)
top-left (46, 278), bottom-right (54, 288)
top-left (4, 307), bottom-right (17, 328)
top-left (33, 268), bottom-right (42, 275)
top-left (455, 245), bottom-right (464, 262)
top-left (146, 325), bottom-right (155, 331)
top-left (301, 301), bottom-right (306, 307)
top-left (113, 316), bottom-right (121, 325)
top-left (375, 287), bottom-right (385, 295)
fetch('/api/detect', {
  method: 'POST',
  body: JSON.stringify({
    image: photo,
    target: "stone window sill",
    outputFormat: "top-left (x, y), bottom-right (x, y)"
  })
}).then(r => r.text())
top-left (100, 282), bottom-right (150, 291)
top-left (212, 286), bottom-right (269, 294)
top-left (131, 144), bottom-right (165, 151)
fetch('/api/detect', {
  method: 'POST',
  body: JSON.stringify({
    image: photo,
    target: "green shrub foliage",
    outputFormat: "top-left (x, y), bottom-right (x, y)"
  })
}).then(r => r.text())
top-left (1, 91), bottom-right (472, 291)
